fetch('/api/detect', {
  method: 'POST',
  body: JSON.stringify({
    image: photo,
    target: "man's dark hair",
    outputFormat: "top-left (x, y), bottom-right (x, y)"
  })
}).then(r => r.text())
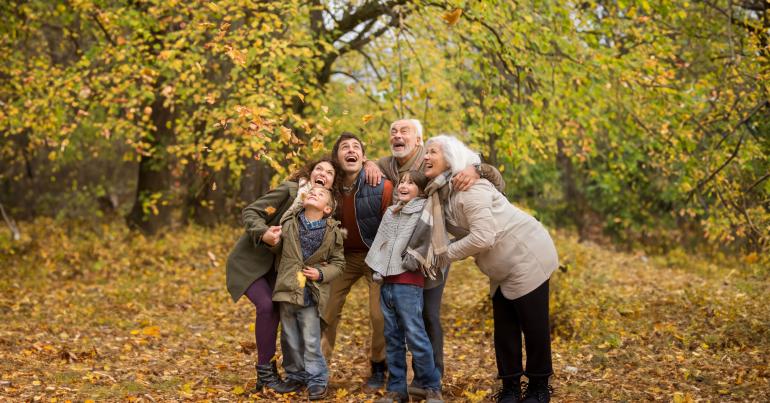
top-left (331, 132), bottom-right (365, 165)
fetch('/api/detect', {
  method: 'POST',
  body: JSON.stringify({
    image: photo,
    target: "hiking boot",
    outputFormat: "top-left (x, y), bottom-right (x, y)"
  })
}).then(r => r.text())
top-left (273, 378), bottom-right (305, 394)
top-left (374, 390), bottom-right (407, 403)
top-left (363, 360), bottom-right (387, 392)
top-left (491, 383), bottom-right (523, 403)
top-left (425, 388), bottom-right (444, 403)
top-left (522, 377), bottom-right (553, 403)
top-left (307, 384), bottom-right (328, 400)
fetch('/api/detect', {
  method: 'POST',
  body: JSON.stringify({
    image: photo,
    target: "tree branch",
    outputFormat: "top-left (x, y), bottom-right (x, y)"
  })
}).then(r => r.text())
top-left (91, 12), bottom-right (116, 47)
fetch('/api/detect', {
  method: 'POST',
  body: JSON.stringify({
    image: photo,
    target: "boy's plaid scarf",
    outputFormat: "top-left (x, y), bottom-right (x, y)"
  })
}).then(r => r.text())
top-left (402, 171), bottom-right (451, 279)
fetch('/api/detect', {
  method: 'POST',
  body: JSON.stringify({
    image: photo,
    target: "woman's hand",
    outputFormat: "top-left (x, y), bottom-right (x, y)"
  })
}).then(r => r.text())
top-left (451, 165), bottom-right (480, 191)
top-left (260, 226), bottom-right (282, 246)
top-left (363, 160), bottom-right (383, 186)
top-left (302, 266), bottom-right (321, 281)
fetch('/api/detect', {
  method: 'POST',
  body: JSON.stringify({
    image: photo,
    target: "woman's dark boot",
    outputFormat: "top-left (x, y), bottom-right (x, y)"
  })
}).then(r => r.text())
top-left (492, 376), bottom-right (522, 403)
top-left (522, 376), bottom-right (552, 403)
top-left (252, 360), bottom-right (283, 392)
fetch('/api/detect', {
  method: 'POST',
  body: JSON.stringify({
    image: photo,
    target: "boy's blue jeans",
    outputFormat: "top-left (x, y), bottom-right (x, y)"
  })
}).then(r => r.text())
top-left (380, 283), bottom-right (441, 397)
top-left (279, 302), bottom-right (328, 387)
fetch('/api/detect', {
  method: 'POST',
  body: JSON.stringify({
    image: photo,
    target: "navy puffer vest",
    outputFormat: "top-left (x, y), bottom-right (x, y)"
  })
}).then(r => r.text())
top-left (353, 170), bottom-right (386, 247)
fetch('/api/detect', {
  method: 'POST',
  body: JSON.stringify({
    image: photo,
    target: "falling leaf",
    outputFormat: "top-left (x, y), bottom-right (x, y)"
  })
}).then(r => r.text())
top-left (296, 271), bottom-right (306, 288)
top-left (211, 181), bottom-right (217, 191)
top-left (296, 92), bottom-right (305, 103)
top-left (265, 206), bottom-right (277, 215)
top-left (442, 8), bottom-right (462, 25)
top-left (362, 114), bottom-right (374, 124)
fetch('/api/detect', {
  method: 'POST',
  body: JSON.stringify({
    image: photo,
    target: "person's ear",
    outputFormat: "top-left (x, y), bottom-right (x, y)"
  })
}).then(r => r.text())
top-left (323, 205), bottom-right (333, 216)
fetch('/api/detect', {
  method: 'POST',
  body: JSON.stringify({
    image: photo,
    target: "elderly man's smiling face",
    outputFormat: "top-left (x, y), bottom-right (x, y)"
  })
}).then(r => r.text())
top-left (389, 120), bottom-right (421, 159)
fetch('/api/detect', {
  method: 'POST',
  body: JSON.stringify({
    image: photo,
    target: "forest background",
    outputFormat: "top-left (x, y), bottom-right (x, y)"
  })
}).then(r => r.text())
top-left (1, 0), bottom-right (769, 401)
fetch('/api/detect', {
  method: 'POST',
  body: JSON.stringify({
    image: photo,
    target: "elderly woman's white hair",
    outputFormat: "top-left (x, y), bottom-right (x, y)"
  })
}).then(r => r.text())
top-left (425, 134), bottom-right (481, 175)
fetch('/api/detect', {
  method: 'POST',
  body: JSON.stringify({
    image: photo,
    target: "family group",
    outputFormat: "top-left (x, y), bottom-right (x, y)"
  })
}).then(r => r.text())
top-left (225, 119), bottom-right (559, 402)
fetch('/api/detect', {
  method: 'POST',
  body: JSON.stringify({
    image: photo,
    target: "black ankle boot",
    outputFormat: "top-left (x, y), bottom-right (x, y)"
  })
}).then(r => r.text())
top-left (253, 361), bottom-right (283, 392)
top-left (363, 360), bottom-right (387, 391)
top-left (522, 376), bottom-right (552, 403)
top-left (492, 377), bottom-right (522, 403)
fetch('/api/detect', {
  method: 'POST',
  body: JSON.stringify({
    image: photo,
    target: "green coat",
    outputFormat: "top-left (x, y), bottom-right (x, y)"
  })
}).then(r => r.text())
top-left (225, 181), bottom-right (298, 302)
top-left (271, 210), bottom-right (345, 324)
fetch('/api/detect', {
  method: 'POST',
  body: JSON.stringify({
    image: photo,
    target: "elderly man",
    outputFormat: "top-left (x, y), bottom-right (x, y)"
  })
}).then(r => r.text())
top-left (364, 118), bottom-right (504, 398)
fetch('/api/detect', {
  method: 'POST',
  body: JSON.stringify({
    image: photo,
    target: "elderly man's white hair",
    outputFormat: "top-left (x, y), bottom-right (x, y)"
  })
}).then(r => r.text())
top-left (408, 119), bottom-right (424, 145)
top-left (425, 134), bottom-right (481, 175)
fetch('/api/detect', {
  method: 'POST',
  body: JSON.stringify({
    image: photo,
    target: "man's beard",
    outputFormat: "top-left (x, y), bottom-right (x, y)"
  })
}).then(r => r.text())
top-left (391, 143), bottom-right (415, 159)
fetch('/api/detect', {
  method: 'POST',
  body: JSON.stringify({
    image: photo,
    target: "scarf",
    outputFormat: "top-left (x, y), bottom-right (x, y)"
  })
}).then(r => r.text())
top-left (382, 145), bottom-right (425, 184)
top-left (281, 178), bottom-right (311, 222)
top-left (402, 170), bottom-right (451, 280)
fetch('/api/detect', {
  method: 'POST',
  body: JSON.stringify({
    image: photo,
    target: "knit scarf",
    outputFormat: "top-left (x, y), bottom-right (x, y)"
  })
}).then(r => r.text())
top-left (403, 170), bottom-right (451, 280)
top-left (382, 145), bottom-right (425, 184)
top-left (281, 178), bottom-right (311, 222)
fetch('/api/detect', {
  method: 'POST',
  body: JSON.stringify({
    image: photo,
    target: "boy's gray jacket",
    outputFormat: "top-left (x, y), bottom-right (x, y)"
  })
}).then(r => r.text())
top-left (271, 210), bottom-right (345, 325)
top-left (365, 198), bottom-right (427, 278)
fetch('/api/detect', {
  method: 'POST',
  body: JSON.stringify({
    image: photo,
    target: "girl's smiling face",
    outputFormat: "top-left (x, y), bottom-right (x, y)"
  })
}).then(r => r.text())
top-left (397, 173), bottom-right (420, 202)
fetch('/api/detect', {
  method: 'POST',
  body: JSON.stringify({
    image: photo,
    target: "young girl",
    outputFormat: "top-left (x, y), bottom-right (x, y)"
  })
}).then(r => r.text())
top-left (365, 171), bottom-right (443, 403)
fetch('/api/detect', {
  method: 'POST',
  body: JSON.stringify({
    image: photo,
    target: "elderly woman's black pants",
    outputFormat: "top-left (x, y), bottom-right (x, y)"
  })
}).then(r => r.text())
top-left (492, 279), bottom-right (553, 380)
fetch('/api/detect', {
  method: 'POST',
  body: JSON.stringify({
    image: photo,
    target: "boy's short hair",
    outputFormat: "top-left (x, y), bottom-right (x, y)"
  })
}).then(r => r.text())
top-left (311, 185), bottom-right (337, 217)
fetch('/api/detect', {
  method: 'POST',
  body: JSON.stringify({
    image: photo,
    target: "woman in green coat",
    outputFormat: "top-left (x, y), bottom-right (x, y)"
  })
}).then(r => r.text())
top-left (226, 157), bottom-right (340, 391)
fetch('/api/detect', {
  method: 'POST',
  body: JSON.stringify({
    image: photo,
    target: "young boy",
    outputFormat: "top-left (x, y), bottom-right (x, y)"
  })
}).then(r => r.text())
top-left (365, 171), bottom-right (443, 403)
top-left (271, 185), bottom-right (345, 400)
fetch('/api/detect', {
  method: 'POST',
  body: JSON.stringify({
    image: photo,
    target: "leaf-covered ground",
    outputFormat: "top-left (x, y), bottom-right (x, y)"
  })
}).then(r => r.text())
top-left (1, 220), bottom-right (768, 401)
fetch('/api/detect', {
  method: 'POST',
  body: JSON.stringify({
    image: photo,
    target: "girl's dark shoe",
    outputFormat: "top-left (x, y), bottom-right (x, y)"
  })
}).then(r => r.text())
top-left (363, 360), bottom-right (387, 391)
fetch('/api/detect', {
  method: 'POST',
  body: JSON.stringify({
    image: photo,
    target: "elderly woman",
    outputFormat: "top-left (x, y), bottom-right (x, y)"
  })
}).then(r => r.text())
top-left (421, 135), bottom-right (558, 403)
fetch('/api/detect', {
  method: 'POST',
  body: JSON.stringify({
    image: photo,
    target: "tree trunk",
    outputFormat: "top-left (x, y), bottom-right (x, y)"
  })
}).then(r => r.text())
top-left (126, 95), bottom-right (175, 234)
top-left (186, 164), bottom-right (230, 227)
top-left (556, 138), bottom-right (595, 242)
top-left (239, 157), bottom-right (273, 205)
